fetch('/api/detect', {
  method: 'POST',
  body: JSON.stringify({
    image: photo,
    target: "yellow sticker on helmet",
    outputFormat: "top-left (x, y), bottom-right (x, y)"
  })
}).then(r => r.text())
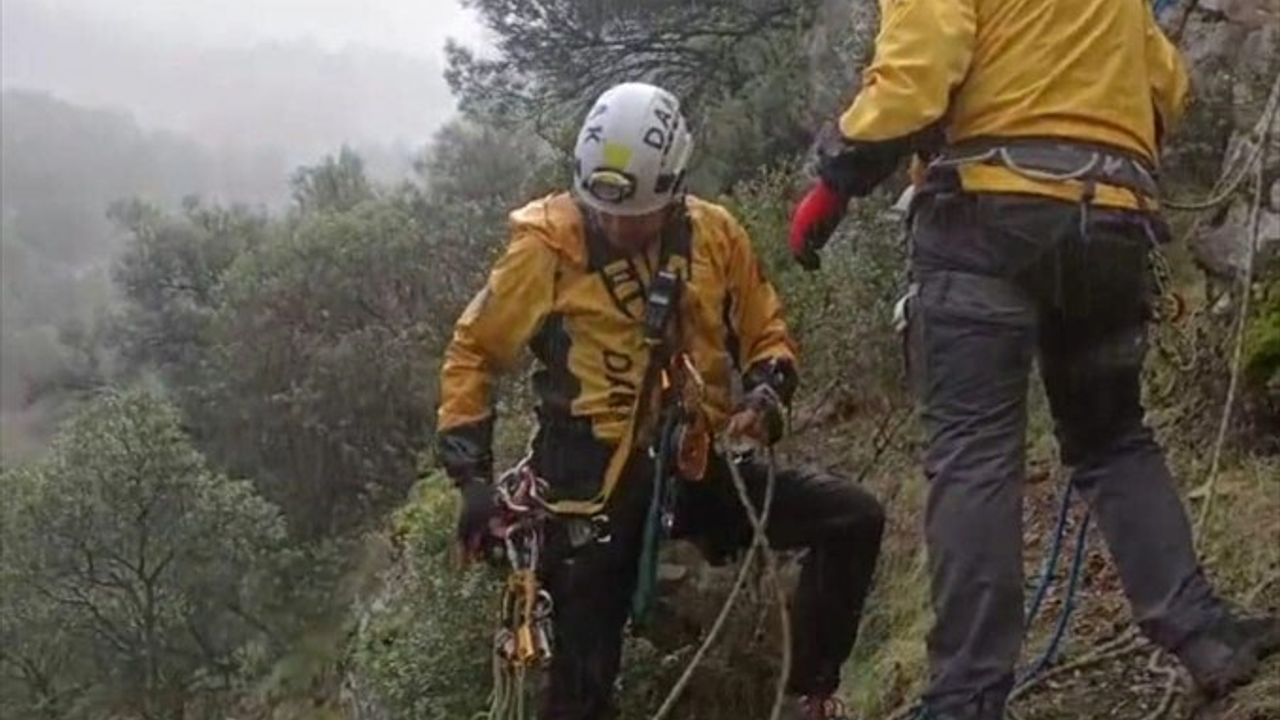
top-left (602, 141), bottom-right (633, 170)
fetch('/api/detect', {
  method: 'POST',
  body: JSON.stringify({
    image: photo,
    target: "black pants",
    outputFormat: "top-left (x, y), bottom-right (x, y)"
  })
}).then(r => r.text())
top-left (536, 452), bottom-right (885, 720)
top-left (908, 191), bottom-right (1225, 718)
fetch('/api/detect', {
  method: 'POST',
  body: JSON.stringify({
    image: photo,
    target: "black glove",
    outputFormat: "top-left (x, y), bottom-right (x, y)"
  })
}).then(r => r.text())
top-left (737, 384), bottom-right (786, 446)
top-left (456, 478), bottom-right (500, 558)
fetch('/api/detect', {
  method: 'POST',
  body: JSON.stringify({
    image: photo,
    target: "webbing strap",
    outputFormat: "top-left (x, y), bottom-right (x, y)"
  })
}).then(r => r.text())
top-left (932, 138), bottom-right (1159, 199)
top-left (542, 204), bottom-right (692, 517)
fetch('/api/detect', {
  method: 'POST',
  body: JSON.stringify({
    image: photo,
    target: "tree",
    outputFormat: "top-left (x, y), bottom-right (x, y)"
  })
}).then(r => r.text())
top-left (111, 198), bottom-right (269, 391)
top-left (410, 118), bottom-right (554, 284)
top-left (0, 465), bottom-right (93, 719)
top-left (445, 0), bottom-right (817, 157)
top-left (418, 119), bottom-right (547, 210)
top-left (207, 196), bottom-right (465, 536)
top-left (0, 390), bottom-right (287, 720)
top-left (289, 146), bottom-right (375, 215)
top-left (105, 146), bottom-right (523, 538)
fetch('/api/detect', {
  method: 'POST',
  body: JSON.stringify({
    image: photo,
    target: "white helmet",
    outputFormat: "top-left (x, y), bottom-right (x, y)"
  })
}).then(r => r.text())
top-left (572, 82), bottom-right (693, 217)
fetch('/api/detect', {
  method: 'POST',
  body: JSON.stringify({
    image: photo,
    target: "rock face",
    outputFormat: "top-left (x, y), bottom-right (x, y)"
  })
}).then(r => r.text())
top-left (804, 0), bottom-right (878, 125)
top-left (805, 0), bottom-right (1279, 280)
top-left (1174, 0), bottom-right (1280, 279)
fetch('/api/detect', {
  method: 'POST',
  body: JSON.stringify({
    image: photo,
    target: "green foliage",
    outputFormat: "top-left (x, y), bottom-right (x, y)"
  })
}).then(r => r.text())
top-left (290, 147), bottom-right (376, 215)
top-left (0, 89), bottom-right (286, 460)
top-left (448, 0), bottom-right (821, 193)
top-left (107, 136), bottom-right (539, 537)
top-left (1244, 276), bottom-right (1280, 390)
top-left (349, 477), bottom-right (495, 719)
top-left (111, 199), bottom-right (270, 387)
top-left (0, 218), bottom-right (116, 458)
top-left (8, 5), bottom-right (1274, 716)
top-left (0, 389), bottom-right (288, 719)
top-left (207, 196), bottom-right (456, 536)
top-left (726, 165), bottom-right (909, 406)
top-left (448, 0), bottom-right (813, 122)
top-left (410, 118), bottom-right (557, 292)
top-left (418, 120), bottom-right (548, 210)
top-left (348, 478), bottom-right (685, 718)
top-left (685, 34), bottom-right (817, 193)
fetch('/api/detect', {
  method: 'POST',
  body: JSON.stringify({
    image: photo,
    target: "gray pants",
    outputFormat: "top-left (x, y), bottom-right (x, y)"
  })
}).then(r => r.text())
top-left (907, 191), bottom-right (1224, 717)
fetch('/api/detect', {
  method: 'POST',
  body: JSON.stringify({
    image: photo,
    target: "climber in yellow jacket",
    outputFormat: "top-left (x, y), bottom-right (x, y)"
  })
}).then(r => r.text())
top-left (788, 1), bottom-right (1279, 718)
top-left (439, 82), bottom-right (885, 720)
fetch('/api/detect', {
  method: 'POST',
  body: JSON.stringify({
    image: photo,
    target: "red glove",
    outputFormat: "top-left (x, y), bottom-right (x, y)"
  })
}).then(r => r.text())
top-left (788, 180), bottom-right (847, 271)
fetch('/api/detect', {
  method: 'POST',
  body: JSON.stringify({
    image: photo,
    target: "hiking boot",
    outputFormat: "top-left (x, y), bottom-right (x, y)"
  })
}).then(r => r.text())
top-left (781, 694), bottom-right (852, 719)
top-left (1174, 611), bottom-right (1280, 698)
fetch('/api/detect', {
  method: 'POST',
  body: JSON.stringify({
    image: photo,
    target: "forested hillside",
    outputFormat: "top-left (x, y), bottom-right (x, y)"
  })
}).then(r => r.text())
top-left (1, 1), bottom-right (1276, 719)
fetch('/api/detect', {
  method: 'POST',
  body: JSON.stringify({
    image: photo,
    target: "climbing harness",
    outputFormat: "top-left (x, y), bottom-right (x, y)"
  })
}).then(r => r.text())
top-left (930, 135), bottom-right (1195, 329)
top-left (630, 266), bottom-right (697, 623)
top-left (479, 382), bottom-right (782, 720)
top-left (478, 461), bottom-right (555, 720)
top-left (930, 138), bottom-right (1161, 201)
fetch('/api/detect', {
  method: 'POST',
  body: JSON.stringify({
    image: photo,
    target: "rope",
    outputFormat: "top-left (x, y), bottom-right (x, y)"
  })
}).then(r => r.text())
top-left (1186, 72), bottom-right (1278, 535)
top-left (649, 445), bottom-right (779, 720)
top-left (1015, 506), bottom-right (1092, 690)
top-left (1023, 483), bottom-right (1074, 631)
top-left (881, 489), bottom-right (1096, 720)
top-left (477, 649), bottom-right (528, 720)
top-left (633, 414), bottom-right (679, 623)
top-left (1195, 141), bottom-right (1269, 535)
top-left (1161, 151), bottom-right (1261, 211)
top-left (1163, 71), bottom-right (1280, 213)
top-left (726, 447), bottom-right (792, 720)
top-left (1161, 124), bottom-right (1271, 212)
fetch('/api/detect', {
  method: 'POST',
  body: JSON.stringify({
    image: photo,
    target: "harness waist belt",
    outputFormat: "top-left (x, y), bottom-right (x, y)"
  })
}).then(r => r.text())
top-left (932, 138), bottom-right (1159, 200)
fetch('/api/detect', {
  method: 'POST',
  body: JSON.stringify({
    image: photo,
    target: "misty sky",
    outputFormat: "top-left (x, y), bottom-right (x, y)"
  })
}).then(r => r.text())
top-left (2, 0), bottom-right (488, 162)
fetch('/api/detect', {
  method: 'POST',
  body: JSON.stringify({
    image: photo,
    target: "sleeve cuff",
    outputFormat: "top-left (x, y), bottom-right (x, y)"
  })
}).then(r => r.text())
top-left (437, 417), bottom-right (495, 485)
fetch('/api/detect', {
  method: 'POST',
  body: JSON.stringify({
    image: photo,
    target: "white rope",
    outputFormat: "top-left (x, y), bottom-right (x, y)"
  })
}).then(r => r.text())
top-left (650, 444), bottom-right (789, 720)
top-left (1195, 135), bottom-right (1270, 535)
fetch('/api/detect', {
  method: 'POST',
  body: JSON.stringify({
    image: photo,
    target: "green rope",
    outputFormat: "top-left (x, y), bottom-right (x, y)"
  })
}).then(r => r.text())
top-left (632, 412), bottom-right (679, 624)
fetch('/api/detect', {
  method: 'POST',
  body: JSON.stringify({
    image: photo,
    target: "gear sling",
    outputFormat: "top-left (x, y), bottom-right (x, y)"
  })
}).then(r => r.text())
top-left (541, 202), bottom-right (707, 518)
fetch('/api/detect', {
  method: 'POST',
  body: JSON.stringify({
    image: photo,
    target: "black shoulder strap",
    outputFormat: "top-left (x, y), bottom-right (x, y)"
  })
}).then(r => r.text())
top-left (581, 199), bottom-right (693, 323)
top-left (543, 201), bottom-right (694, 515)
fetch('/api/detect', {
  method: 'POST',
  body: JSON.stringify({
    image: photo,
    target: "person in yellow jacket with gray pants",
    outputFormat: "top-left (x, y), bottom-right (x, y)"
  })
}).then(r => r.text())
top-left (440, 82), bottom-right (885, 720)
top-left (787, 0), bottom-right (1280, 718)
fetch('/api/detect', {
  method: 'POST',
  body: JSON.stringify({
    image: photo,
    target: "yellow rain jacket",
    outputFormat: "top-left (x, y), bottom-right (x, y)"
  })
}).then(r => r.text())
top-left (825, 0), bottom-right (1190, 208)
top-left (437, 193), bottom-right (796, 509)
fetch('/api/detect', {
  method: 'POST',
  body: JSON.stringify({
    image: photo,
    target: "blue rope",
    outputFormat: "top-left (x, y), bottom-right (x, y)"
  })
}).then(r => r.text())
top-left (906, 485), bottom-right (1093, 715)
top-left (1024, 483), bottom-right (1074, 629)
top-left (1016, 500), bottom-right (1093, 688)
